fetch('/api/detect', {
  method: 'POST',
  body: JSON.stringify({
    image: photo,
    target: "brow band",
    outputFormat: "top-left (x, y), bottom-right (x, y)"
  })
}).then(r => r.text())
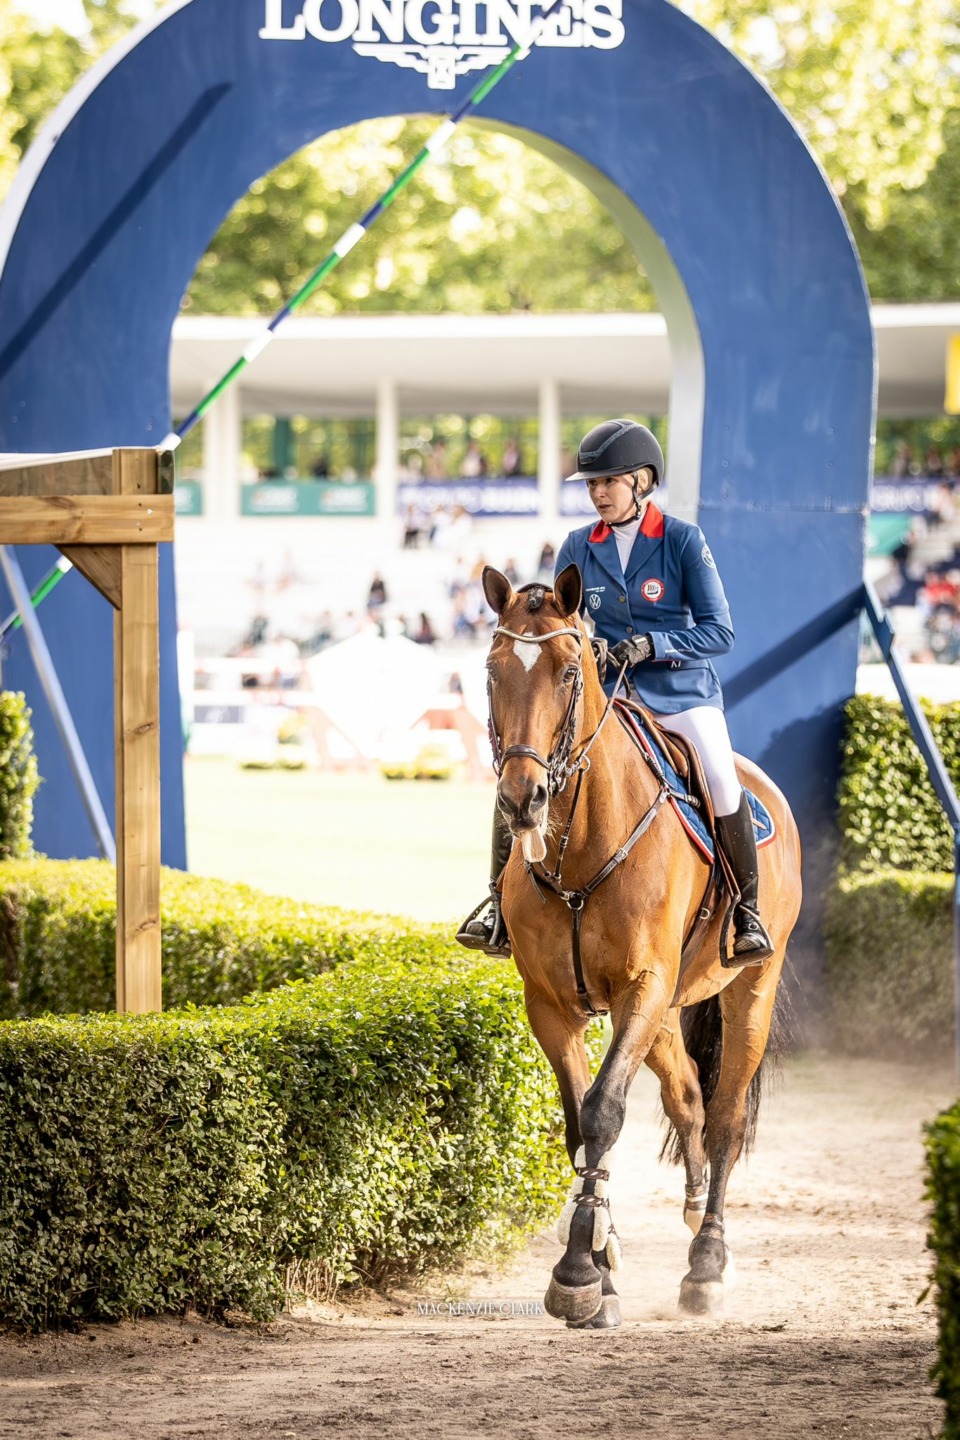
top-left (493, 626), bottom-right (583, 645)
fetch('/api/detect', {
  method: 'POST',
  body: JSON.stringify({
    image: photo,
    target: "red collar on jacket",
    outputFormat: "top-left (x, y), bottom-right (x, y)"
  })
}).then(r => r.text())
top-left (588, 501), bottom-right (664, 544)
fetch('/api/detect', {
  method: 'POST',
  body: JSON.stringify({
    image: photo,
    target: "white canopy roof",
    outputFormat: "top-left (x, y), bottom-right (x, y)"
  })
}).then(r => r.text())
top-left (169, 304), bottom-right (960, 421)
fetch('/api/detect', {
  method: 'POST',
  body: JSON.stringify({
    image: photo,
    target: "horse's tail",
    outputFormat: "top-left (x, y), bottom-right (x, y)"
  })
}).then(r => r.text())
top-left (659, 981), bottom-right (794, 1165)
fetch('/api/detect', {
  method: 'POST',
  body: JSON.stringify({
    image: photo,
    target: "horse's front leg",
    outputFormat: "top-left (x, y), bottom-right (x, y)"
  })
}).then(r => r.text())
top-left (545, 971), bottom-right (669, 1330)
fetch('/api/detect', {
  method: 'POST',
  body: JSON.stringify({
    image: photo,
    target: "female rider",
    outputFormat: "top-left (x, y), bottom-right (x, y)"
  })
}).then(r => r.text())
top-left (457, 418), bottom-right (773, 967)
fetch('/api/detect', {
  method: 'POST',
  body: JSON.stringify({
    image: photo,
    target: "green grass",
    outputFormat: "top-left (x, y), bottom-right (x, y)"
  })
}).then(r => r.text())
top-left (184, 757), bottom-right (494, 922)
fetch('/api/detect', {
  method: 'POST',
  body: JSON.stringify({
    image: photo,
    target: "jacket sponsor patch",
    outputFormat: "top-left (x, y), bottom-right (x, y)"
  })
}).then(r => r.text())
top-left (641, 577), bottom-right (665, 602)
top-left (701, 544), bottom-right (716, 568)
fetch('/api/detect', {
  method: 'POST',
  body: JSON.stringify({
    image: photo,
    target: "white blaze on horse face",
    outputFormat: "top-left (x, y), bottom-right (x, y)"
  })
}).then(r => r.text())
top-left (512, 638), bottom-right (541, 673)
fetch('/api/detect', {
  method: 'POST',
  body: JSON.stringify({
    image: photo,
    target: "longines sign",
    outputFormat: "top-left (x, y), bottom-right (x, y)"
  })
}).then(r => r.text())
top-left (259, 0), bottom-right (625, 89)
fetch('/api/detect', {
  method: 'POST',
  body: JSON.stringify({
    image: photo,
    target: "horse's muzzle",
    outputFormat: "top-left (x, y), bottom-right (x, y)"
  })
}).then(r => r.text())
top-left (498, 777), bottom-right (548, 831)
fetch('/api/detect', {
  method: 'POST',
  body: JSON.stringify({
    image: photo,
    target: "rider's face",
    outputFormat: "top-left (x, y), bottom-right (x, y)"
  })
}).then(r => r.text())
top-left (586, 469), bottom-right (652, 524)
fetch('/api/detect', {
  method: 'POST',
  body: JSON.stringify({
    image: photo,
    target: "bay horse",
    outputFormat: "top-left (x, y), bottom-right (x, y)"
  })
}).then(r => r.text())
top-left (482, 563), bottom-right (802, 1328)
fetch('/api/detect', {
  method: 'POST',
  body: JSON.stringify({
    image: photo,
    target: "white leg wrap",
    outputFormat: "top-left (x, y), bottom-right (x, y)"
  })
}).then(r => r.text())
top-left (592, 1206), bottom-right (611, 1251)
top-left (605, 1232), bottom-right (623, 1272)
top-left (557, 1199), bottom-right (577, 1246)
top-left (572, 1175), bottom-right (609, 1200)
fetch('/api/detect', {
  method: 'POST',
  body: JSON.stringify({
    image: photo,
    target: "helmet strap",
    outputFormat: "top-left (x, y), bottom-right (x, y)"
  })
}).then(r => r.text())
top-left (608, 472), bottom-right (648, 528)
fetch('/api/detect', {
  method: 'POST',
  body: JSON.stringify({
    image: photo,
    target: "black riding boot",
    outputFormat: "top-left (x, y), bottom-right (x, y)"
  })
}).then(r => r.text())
top-left (456, 807), bottom-right (513, 958)
top-left (715, 793), bottom-right (775, 967)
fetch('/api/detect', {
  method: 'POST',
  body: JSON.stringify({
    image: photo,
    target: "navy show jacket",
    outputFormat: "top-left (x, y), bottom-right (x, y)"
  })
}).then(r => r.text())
top-left (555, 502), bottom-right (734, 714)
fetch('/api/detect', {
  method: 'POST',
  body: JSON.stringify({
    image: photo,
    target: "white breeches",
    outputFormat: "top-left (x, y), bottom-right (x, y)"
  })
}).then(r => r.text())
top-left (648, 705), bottom-right (743, 818)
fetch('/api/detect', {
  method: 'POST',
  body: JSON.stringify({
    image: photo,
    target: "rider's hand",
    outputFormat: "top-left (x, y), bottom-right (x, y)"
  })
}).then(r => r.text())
top-left (610, 635), bottom-right (653, 668)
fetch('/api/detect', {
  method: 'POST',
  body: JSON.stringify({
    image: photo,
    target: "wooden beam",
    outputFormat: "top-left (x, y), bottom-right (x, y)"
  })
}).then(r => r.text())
top-left (0, 451), bottom-right (115, 497)
top-left (114, 541), bottom-right (162, 1015)
top-left (113, 447), bottom-right (163, 1014)
top-left (0, 494), bottom-right (174, 545)
top-left (112, 448), bottom-right (163, 498)
top-left (59, 545), bottom-right (122, 608)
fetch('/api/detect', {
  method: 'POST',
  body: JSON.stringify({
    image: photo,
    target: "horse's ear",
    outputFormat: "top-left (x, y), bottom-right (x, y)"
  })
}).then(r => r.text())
top-left (482, 566), bottom-right (514, 616)
top-left (553, 563), bottom-right (583, 618)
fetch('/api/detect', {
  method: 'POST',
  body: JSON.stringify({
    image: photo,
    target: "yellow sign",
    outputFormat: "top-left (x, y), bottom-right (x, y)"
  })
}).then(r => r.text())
top-left (947, 335), bottom-right (960, 414)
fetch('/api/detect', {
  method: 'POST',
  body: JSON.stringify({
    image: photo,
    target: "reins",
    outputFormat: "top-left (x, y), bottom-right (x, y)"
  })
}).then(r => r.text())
top-left (487, 620), bottom-right (687, 1018)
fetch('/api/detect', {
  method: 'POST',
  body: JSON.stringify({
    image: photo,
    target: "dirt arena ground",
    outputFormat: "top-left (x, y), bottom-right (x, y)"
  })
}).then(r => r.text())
top-left (0, 1052), bottom-right (951, 1439)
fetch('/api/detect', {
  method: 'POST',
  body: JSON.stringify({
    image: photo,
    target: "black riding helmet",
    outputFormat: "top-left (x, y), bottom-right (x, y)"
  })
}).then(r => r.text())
top-left (567, 419), bottom-right (665, 525)
top-left (568, 419), bottom-right (664, 485)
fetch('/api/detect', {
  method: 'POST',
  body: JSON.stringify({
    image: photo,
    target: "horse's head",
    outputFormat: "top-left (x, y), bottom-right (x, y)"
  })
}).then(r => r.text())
top-left (483, 563), bottom-right (592, 864)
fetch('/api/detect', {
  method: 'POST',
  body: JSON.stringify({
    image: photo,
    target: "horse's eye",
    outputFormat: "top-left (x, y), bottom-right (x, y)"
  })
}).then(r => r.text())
top-left (563, 665), bottom-right (579, 683)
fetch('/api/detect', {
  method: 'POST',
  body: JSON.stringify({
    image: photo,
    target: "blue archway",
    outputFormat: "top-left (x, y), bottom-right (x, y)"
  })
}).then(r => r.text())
top-left (0, 0), bottom-right (872, 918)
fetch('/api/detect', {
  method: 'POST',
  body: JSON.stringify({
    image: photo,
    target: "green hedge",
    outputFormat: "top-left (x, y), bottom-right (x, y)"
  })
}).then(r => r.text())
top-left (823, 868), bottom-right (954, 1056)
top-left (0, 693), bottom-right (39, 861)
top-left (0, 959), bottom-right (567, 1330)
top-left (839, 694), bottom-right (960, 872)
top-left (926, 1105), bottom-right (960, 1436)
top-left (0, 859), bottom-right (464, 1018)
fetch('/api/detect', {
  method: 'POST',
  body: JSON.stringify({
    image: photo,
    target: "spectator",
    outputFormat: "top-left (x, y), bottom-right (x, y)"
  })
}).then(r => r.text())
top-left (536, 541), bottom-right (556, 583)
top-left (930, 480), bottom-right (955, 527)
top-left (460, 440), bottom-right (487, 478)
top-left (447, 505), bottom-right (473, 549)
top-left (890, 441), bottom-right (913, 478)
top-left (925, 444), bottom-right (945, 477)
top-left (502, 557), bottom-right (521, 587)
top-left (426, 439), bottom-right (449, 479)
top-left (413, 612), bottom-right (437, 645)
top-left (367, 572), bottom-right (388, 611)
top-left (502, 437), bottom-right (523, 477)
top-left (402, 503), bottom-right (422, 549)
top-left (311, 453), bottom-right (330, 479)
top-left (918, 568), bottom-right (957, 622)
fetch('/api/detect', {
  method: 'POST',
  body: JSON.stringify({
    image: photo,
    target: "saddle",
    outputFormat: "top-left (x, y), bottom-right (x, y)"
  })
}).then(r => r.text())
top-left (613, 698), bottom-right (765, 978)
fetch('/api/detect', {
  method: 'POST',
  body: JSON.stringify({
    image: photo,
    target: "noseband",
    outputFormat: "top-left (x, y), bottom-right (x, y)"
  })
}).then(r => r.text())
top-left (487, 624), bottom-right (584, 797)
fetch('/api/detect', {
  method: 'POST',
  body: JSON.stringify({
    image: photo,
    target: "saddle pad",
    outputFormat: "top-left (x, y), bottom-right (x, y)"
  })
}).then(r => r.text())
top-left (620, 710), bottom-right (776, 863)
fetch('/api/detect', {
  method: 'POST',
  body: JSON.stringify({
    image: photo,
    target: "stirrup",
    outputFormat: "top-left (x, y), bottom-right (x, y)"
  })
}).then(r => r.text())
top-left (721, 907), bottom-right (774, 968)
top-left (456, 888), bottom-right (512, 958)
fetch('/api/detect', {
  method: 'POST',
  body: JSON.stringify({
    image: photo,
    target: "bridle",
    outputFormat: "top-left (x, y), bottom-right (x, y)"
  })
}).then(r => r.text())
top-left (486, 624), bottom-right (585, 797)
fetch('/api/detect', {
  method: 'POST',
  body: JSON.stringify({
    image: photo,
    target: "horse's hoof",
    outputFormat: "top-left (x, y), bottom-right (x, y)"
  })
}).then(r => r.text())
top-left (678, 1276), bottom-right (724, 1317)
top-left (566, 1294), bottom-right (621, 1330)
top-left (544, 1276), bottom-right (603, 1325)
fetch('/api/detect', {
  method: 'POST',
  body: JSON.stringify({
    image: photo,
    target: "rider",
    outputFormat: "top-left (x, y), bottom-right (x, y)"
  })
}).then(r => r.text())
top-left (457, 418), bottom-right (774, 967)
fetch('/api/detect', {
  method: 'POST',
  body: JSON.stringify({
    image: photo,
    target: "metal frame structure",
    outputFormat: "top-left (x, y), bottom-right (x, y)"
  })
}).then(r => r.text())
top-left (861, 580), bottom-right (960, 1073)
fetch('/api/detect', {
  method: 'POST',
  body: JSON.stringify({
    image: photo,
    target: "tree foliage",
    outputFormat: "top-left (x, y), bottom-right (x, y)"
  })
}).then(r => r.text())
top-left (0, 0), bottom-right (957, 310)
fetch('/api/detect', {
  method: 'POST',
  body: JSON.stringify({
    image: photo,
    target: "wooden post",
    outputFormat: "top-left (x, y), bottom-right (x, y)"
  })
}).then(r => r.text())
top-left (0, 444), bottom-right (170, 1013)
top-left (113, 449), bottom-right (162, 1013)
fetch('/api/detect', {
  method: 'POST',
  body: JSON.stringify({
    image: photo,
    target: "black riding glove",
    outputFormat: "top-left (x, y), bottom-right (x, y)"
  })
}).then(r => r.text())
top-left (610, 634), bottom-right (653, 668)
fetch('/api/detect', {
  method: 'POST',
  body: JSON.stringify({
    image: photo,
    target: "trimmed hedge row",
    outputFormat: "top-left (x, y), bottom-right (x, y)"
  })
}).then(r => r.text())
top-left (0, 958), bottom-right (567, 1330)
top-left (0, 693), bottom-right (39, 861)
top-left (926, 1106), bottom-right (960, 1436)
top-left (823, 868), bottom-right (953, 1056)
top-left (839, 694), bottom-right (960, 873)
top-left (0, 859), bottom-right (463, 1018)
